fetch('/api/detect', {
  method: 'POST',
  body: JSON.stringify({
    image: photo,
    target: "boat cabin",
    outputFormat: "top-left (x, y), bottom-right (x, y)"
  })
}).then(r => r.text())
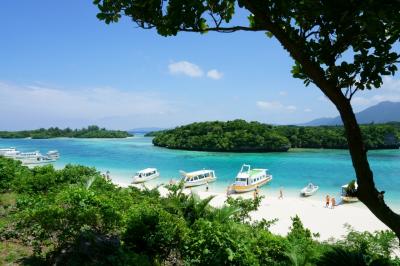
top-left (183, 170), bottom-right (215, 182)
top-left (235, 164), bottom-right (268, 186)
top-left (135, 168), bottom-right (158, 178)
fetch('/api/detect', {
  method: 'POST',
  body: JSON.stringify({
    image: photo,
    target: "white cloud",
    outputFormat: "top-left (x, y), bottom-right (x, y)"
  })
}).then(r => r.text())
top-left (279, 91), bottom-right (288, 96)
top-left (168, 61), bottom-right (204, 77)
top-left (256, 101), bottom-right (296, 112)
top-left (0, 81), bottom-right (174, 130)
top-left (206, 69), bottom-right (223, 80)
top-left (304, 108), bottom-right (312, 112)
top-left (351, 77), bottom-right (400, 107)
top-left (382, 76), bottom-right (400, 92)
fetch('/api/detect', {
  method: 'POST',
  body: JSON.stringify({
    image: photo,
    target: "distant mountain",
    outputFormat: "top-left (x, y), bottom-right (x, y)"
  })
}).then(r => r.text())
top-left (303, 101), bottom-right (400, 126)
top-left (128, 127), bottom-right (165, 134)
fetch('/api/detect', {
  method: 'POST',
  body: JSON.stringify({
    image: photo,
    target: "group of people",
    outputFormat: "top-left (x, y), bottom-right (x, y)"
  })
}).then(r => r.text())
top-left (325, 195), bottom-right (336, 209)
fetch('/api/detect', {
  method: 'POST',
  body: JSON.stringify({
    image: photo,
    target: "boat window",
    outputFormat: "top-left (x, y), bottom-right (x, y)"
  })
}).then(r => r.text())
top-left (236, 178), bottom-right (247, 182)
top-left (204, 173), bottom-right (209, 178)
top-left (194, 176), bottom-right (198, 180)
top-left (210, 172), bottom-right (214, 177)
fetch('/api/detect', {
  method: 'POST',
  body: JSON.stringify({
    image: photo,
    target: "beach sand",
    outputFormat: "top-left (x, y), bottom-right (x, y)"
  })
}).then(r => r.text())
top-left (114, 179), bottom-right (390, 242)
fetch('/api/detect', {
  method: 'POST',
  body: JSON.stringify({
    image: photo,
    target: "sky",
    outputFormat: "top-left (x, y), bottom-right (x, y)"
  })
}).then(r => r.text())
top-left (0, 1), bottom-right (399, 130)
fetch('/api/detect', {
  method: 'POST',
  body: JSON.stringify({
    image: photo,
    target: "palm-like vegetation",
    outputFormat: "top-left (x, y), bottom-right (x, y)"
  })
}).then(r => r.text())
top-left (0, 156), bottom-right (399, 265)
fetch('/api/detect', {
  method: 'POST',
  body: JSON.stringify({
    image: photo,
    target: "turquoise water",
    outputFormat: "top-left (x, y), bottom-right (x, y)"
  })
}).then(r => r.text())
top-left (1, 136), bottom-right (399, 210)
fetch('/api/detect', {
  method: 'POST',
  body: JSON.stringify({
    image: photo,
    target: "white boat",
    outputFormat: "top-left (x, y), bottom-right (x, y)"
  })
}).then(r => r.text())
top-left (181, 169), bottom-right (216, 187)
top-left (132, 168), bottom-right (160, 183)
top-left (300, 183), bottom-right (319, 197)
top-left (0, 147), bottom-right (16, 155)
top-left (231, 164), bottom-right (272, 193)
top-left (0, 147), bottom-right (19, 157)
top-left (341, 181), bottom-right (359, 203)
top-left (16, 151), bottom-right (55, 165)
top-left (47, 150), bottom-right (60, 159)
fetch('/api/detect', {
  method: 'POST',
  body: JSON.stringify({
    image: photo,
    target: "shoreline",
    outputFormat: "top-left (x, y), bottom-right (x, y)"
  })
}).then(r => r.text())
top-left (114, 179), bottom-right (393, 242)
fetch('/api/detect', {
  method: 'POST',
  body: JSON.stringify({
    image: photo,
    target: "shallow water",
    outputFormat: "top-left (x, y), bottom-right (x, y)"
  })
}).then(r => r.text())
top-left (1, 135), bottom-right (399, 210)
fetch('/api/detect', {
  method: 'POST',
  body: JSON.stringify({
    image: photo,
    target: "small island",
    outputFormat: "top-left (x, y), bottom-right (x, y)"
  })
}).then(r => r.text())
top-left (151, 120), bottom-right (400, 152)
top-left (0, 125), bottom-right (133, 139)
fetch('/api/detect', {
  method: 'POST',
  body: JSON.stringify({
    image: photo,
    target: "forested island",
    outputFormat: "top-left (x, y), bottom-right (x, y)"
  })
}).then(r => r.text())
top-left (0, 125), bottom-right (132, 139)
top-left (150, 120), bottom-right (400, 152)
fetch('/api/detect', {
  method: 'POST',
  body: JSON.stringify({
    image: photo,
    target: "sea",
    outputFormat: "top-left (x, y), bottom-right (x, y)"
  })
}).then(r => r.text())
top-left (1, 135), bottom-right (399, 211)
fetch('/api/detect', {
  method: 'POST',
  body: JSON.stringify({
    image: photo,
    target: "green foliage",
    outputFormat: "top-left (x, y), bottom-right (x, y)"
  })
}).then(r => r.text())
top-left (0, 125), bottom-right (132, 139)
top-left (286, 215), bottom-right (323, 266)
top-left (153, 120), bottom-right (291, 152)
top-left (317, 246), bottom-right (393, 266)
top-left (152, 120), bottom-right (400, 152)
top-left (123, 205), bottom-right (188, 262)
top-left (336, 225), bottom-right (399, 262)
top-left (225, 194), bottom-right (263, 223)
top-left (0, 156), bottom-right (399, 265)
top-left (0, 156), bottom-right (29, 192)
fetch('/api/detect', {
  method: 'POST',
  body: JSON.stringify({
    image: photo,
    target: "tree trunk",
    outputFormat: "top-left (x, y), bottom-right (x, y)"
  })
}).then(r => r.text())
top-left (335, 98), bottom-right (400, 240)
top-left (239, 1), bottom-right (400, 240)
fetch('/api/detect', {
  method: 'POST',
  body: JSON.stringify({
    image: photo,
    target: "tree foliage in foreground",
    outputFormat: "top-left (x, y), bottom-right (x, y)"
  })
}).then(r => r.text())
top-left (0, 125), bottom-right (132, 139)
top-left (151, 120), bottom-right (400, 152)
top-left (0, 156), bottom-right (399, 265)
top-left (93, 0), bottom-right (400, 238)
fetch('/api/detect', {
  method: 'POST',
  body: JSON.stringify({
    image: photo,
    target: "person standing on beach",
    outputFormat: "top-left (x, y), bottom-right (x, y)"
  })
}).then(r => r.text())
top-left (331, 197), bottom-right (336, 209)
top-left (278, 187), bottom-right (283, 199)
top-left (205, 181), bottom-right (209, 192)
top-left (325, 195), bottom-right (330, 208)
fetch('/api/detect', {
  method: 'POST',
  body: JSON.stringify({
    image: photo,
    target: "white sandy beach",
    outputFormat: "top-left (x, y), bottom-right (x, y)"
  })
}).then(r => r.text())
top-left (114, 179), bottom-right (391, 242)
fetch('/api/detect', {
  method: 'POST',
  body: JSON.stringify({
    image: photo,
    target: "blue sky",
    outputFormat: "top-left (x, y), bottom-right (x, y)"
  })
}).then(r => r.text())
top-left (1, 1), bottom-right (399, 130)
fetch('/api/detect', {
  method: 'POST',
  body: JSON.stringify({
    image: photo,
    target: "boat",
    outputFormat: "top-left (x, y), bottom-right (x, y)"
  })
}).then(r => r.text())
top-left (341, 181), bottom-right (359, 203)
top-left (16, 151), bottom-right (55, 165)
top-left (231, 164), bottom-right (272, 193)
top-left (0, 147), bottom-right (19, 157)
top-left (181, 169), bottom-right (216, 187)
top-left (300, 183), bottom-right (319, 197)
top-left (0, 147), bottom-right (16, 155)
top-left (132, 168), bottom-right (160, 183)
top-left (47, 150), bottom-right (60, 159)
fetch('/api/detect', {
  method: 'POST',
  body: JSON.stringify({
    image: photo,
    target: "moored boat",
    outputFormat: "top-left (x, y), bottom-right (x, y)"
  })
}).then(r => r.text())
top-left (341, 180), bottom-right (359, 203)
top-left (132, 168), bottom-right (159, 183)
top-left (231, 164), bottom-right (272, 193)
top-left (300, 183), bottom-right (319, 197)
top-left (0, 147), bottom-right (16, 155)
top-left (47, 150), bottom-right (60, 159)
top-left (16, 151), bottom-right (55, 165)
top-left (181, 169), bottom-right (216, 187)
top-left (0, 147), bottom-right (20, 158)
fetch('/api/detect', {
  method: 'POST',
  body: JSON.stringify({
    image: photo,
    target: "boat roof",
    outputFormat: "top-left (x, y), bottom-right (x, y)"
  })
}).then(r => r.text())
top-left (136, 168), bottom-right (157, 173)
top-left (249, 169), bottom-right (266, 177)
top-left (342, 182), bottom-right (358, 189)
top-left (184, 169), bottom-right (213, 177)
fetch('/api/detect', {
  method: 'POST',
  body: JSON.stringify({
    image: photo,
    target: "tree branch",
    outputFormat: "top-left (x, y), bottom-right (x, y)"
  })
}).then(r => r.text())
top-left (178, 26), bottom-right (264, 33)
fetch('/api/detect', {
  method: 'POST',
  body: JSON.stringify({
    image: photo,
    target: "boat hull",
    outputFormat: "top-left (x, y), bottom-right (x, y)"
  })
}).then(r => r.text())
top-left (132, 173), bottom-right (160, 184)
top-left (341, 196), bottom-right (359, 203)
top-left (184, 176), bottom-right (216, 188)
top-left (300, 187), bottom-right (319, 197)
top-left (232, 177), bottom-right (272, 193)
top-left (20, 159), bottom-right (55, 165)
